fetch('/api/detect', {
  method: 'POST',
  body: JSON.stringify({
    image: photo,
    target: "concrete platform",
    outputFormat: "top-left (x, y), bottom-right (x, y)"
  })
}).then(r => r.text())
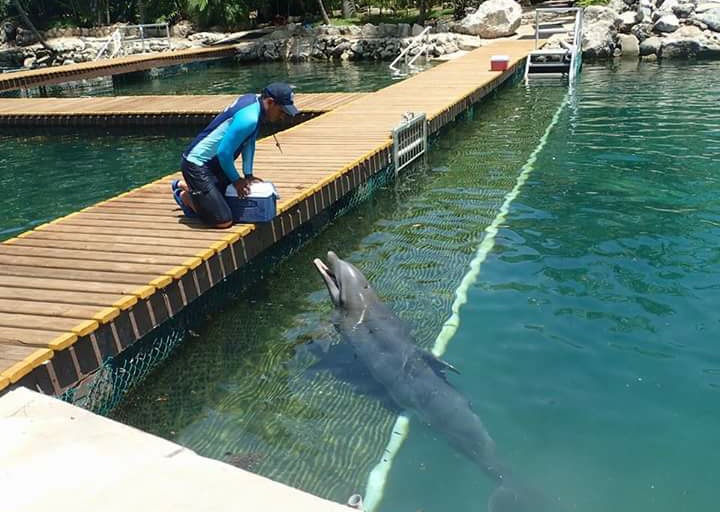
top-left (0, 387), bottom-right (352, 512)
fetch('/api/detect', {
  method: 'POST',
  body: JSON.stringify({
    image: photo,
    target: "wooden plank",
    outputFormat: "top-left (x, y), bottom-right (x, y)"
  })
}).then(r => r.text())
top-left (0, 313), bottom-right (98, 337)
top-left (0, 345), bottom-right (53, 383)
top-left (0, 245), bottom-right (201, 269)
top-left (0, 326), bottom-right (77, 350)
top-left (0, 298), bottom-right (119, 324)
top-left (0, 287), bottom-right (137, 312)
top-left (0, 275), bottom-right (157, 300)
top-left (0, 254), bottom-right (187, 277)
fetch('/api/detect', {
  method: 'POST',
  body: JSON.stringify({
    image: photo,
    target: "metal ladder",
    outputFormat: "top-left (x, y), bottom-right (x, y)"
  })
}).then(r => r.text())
top-left (389, 26), bottom-right (432, 78)
top-left (524, 6), bottom-right (583, 86)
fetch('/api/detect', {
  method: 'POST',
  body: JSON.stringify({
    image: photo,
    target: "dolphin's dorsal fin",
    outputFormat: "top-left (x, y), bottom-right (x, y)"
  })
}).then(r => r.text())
top-left (421, 351), bottom-right (460, 376)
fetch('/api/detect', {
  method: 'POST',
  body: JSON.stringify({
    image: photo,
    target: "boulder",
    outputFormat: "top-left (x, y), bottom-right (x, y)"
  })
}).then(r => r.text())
top-left (696, 3), bottom-right (720, 14)
top-left (619, 11), bottom-right (639, 33)
top-left (654, 14), bottom-right (681, 31)
top-left (695, 7), bottom-right (720, 30)
top-left (638, 0), bottom-right (654, 21)
top-left (171, 20), bottom-right (195, 38)
top-left (456, 0), bottom-right (522, 38)
top-left (582, 6), bottom-right (621, 57)
top-left (639, 35), bottom-right (663, 54)
top-left (674, 2), bottom-right (696, 16)
top-left (617, 33), bottom-right (641, 55)
top-left (631, 21), bottom-right (655, 40)
top-left (361, 23), bottom-right (380, 38)
top-left (15, 27), bottom-right (38, 46)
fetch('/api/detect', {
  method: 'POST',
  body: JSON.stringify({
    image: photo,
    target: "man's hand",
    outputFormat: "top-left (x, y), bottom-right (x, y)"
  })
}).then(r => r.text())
top-left (233, 176), bottom-right (263, 199)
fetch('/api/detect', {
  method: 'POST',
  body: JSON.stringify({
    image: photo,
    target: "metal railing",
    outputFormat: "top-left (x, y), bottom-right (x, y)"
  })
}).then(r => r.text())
top-left (527, 7), bottom-right (584, 86)
top-left (392, 112), bottom-right (428, 175)
top-left (389, 26), bottom-right (432, 77)
top-left (95, 23), bottom-right (172, 61)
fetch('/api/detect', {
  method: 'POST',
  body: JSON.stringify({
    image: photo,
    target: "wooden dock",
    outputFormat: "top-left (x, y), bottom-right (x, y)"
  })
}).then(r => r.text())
top-left (0, 45), bottom-right (237, 93)
top-left (0, 39), bottom-right (536, 396)
top-left (0, 93), bottom-right (367, 127)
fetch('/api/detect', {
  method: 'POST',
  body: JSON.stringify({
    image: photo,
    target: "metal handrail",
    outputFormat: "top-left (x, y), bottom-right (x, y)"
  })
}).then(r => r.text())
top-left (531, 7), bottom-right (584, 86)
top-left (389, 26), bottom-right (432, 76)
top-left (94, 22), bottom-right (172, 61)
top-left (568, 9), bottom-right (583, 86)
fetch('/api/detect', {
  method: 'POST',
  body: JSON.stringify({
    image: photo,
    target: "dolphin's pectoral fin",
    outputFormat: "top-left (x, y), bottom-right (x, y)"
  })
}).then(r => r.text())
top-left (421, 350), bottom-right (460, 377)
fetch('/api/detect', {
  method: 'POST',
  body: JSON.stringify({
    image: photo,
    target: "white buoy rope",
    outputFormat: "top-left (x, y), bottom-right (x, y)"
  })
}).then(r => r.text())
top-left (362, 93), bottom-right (570, 512)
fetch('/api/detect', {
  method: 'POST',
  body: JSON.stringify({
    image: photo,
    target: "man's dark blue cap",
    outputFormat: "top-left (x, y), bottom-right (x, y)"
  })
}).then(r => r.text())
top-left (262, 82), bottom-right (299, 117)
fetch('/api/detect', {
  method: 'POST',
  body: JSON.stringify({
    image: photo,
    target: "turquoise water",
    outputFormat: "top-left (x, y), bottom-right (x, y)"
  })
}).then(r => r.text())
top-left (0, 134), bottom-right (187, 239)
top-left (379, 61), bottom-right (720, 511)
top-left (112, 60), bottom-right (720, 511)
top-left (18, 59), bottom-right (403, 97)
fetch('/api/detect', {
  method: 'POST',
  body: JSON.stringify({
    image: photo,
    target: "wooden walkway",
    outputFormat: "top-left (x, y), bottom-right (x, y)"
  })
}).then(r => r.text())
top-left (0, 93), bottom-right (367, 127)
top-left (0, 45), bottom-right (237, 93)
top-left (0, 39), bottom-right (536, 395)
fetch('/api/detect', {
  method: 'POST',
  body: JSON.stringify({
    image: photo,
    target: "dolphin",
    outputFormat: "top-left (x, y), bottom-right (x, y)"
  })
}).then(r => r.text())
top-left (313, 251), bottom-right (560, 512)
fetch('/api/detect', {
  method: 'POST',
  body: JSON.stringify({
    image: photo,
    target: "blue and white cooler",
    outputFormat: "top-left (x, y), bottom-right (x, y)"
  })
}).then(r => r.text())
top-left (225, 181), bottom-right (279, 223)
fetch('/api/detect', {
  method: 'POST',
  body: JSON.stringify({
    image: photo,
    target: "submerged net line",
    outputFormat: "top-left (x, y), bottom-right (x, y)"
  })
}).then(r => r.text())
top-left (59, 164), bottom-right (397, 416)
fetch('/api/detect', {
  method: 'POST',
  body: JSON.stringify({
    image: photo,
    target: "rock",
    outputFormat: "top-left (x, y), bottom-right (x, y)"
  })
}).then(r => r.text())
top-left (695, 7), bottom-right (720, 30)
top-left (662, 37), bottom-right (702, 55)
top-left (331, 41), bottom-right (351, 56)
top-left (655, 13), bottom-right (681, 31)
top-left (23, 55), bottom-right (36, 68)
top-left (617, 33), bottom-right (641, 54)
top-left (411, 23), bottom-right (426, 36)
top-left (638, 0), bottom-right (654, 21)
top-left (696, 3), bottom-right (720, 14)
top-left (455, 34), bottom-right (484, 50)
top-left (457, 0), bottom-right (522, 38)
top-left (641, 52), bottom-right (659, 60)
top-left (631, 21), bottom-right (655, 40)
top-left (63, 58), bottom-right (75, 66)
top-left (397, 23), bottom-right (411, 37)
top-left (608, 0), bottom-right (627, 12)
top-left (379, 23), bottom-right (397, 37)
top-left (619, 11), bottom-right (639, 32)
top-left (171, 20), bottom-right (195, 38)
top-left (361, 23), bottom-right (380, 38)
top-left (582, 6), bottom-right (621, 57)
top-left (639, 35), bottom-right (663, 54)
top-left (15, 27), bottom-right (38, 46)
top-left (657, 0), bottom-right (681, 13)
top-left (1, 21), bottom-right (16, 45)
top-left (673, 3), bottom-right (696, 16)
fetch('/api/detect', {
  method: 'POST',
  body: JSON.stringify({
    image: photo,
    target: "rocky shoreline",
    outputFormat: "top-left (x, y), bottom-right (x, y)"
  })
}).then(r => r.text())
top-left (1, 0), bottom-right (719, 72)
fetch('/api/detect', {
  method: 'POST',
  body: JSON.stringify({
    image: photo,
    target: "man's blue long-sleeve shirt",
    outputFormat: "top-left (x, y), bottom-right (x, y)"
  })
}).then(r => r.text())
top-left (183, 94), bottom-right (262, 183)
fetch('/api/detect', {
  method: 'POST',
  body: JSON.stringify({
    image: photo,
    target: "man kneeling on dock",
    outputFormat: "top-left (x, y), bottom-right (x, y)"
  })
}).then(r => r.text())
top-left (172, 82), bottom-right (299, 228)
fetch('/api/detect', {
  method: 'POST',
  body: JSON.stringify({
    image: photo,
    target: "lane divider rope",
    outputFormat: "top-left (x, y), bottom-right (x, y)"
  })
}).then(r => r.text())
top-left (363, 92), bottom-right (570, 512)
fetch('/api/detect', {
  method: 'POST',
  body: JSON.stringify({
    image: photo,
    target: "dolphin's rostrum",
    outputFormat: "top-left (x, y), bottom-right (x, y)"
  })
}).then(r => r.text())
top-left (313, 251), bottom-right (560, 512)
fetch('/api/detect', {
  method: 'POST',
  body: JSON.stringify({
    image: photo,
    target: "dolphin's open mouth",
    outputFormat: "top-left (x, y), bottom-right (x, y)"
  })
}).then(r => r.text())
top-left (313, 254), bottom-right (341, 306)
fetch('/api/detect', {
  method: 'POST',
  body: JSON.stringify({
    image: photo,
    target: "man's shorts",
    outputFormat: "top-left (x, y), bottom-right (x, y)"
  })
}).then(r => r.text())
top-left (180, 158), bottom-right (232, 226)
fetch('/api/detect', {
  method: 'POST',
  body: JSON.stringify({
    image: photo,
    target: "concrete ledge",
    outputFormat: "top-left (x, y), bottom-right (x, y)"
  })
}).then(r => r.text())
top-left (0, 388), bottom-right (351, 512)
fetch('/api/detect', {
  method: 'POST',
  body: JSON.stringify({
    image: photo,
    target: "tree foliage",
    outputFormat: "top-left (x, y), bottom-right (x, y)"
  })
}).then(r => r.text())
top-left (2, 0), bottom-right (464, 31)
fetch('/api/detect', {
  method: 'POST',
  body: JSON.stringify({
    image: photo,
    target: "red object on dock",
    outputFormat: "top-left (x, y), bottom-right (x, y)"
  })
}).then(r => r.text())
top-left (490, 55), bottom-right (509, 71)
